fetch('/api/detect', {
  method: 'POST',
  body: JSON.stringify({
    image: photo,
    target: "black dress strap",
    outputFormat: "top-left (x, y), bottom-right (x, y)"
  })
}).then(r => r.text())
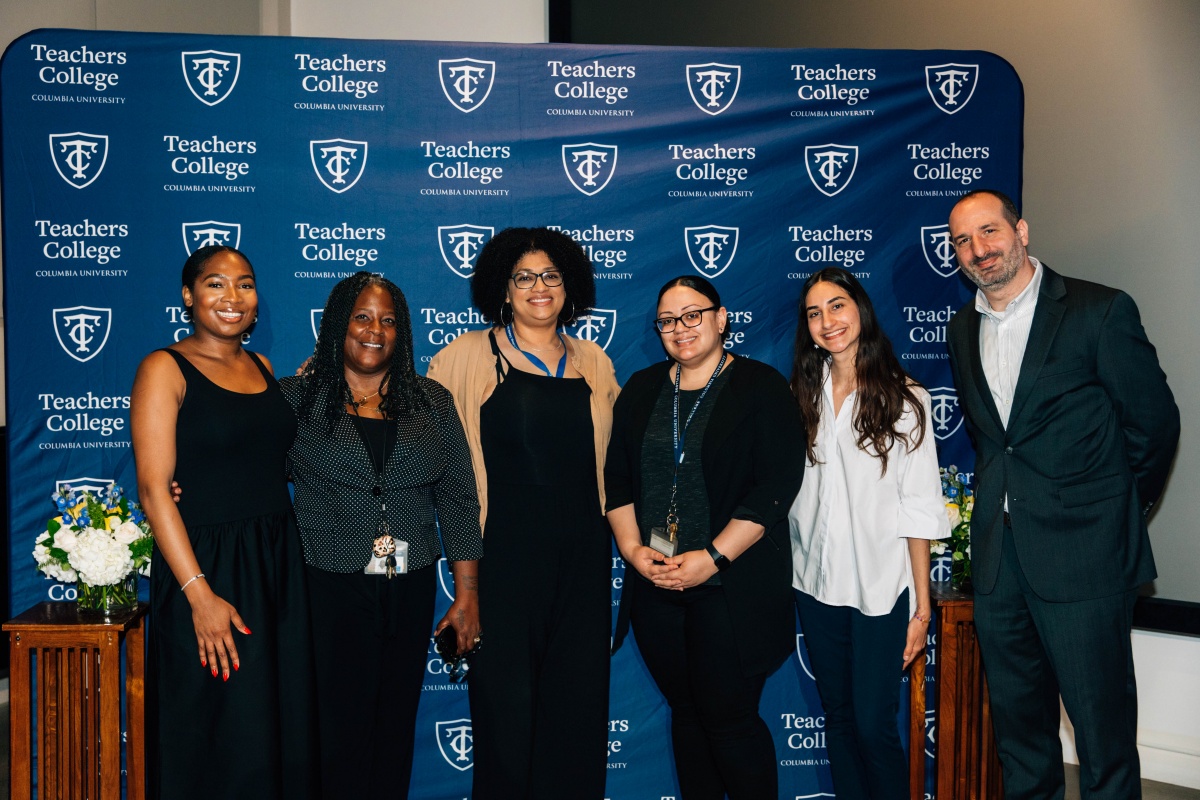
top-left (487, 330), bottom-right (511, 384)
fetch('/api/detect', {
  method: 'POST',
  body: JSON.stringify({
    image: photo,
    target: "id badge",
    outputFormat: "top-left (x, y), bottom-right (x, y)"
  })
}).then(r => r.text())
top-left (648, 526), bottom-right (679, 558)
top-left (364, 538), bottom-right (409, 576)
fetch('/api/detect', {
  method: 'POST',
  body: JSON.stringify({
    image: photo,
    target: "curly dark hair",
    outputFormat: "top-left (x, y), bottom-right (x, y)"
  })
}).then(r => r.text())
top-left (656, 274), bottom-right (732, 342)
top-left (790, 267), bottom-right (926, 475)
top-left (297, 272), bottom-right (429, 432)
top-left (470, 227), bottom-right (596, 324)
top-left (181, 245), bottom-right (253, 292)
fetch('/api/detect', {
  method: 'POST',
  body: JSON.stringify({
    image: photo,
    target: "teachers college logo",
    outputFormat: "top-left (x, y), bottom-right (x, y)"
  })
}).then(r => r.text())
top-left (181, 50), bottom-right (241, 106)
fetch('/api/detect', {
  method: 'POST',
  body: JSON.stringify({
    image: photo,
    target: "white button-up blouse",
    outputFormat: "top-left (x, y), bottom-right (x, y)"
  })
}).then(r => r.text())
top-left (789, 372), bottom-right (949, 616)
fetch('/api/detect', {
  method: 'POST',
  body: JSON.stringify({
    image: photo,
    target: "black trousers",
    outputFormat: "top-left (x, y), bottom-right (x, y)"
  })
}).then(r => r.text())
top-left (974, 526), bottom-right (1140, 800)
top-left (630, 581), bottom-right (775, 800)
top-left (305, 563), bottom-right (436, 800)
top-left (794, 589), bottom-right (909, 800)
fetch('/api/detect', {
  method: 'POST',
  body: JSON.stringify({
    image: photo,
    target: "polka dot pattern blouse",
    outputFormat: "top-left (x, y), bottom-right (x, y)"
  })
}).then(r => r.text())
top-left (279, 375), bottom-right (483, 573)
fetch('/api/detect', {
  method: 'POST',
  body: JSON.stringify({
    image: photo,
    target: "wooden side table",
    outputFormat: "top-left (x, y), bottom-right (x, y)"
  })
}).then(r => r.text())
top-left (4, 601), bottom-right (148, 800)
top-left (909, 582), bottom-right (1003, 800)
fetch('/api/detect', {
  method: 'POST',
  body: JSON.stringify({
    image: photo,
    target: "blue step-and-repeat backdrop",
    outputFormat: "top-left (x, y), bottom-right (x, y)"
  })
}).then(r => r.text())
top-left (2, 29), bottom-right (1020, 799)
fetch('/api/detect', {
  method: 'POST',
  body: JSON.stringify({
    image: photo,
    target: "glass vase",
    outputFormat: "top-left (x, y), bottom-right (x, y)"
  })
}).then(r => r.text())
top-left (76, 573), bottom-right (139, 620)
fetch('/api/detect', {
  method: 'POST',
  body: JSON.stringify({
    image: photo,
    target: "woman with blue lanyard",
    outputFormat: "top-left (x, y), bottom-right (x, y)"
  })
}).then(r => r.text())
top-left (605, 275), bottom-right (805, 800)
top-left (428, 227), bottom-right (619, 799)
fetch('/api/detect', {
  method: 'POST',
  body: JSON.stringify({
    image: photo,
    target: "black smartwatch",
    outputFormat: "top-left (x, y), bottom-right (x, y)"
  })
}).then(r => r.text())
top-left (705, 542), bottom-right (731, 571)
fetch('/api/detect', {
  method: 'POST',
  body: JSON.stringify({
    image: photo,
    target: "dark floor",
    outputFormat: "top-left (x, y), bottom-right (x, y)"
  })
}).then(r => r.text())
top-left (1066, 763), bottom-right (1200, 800)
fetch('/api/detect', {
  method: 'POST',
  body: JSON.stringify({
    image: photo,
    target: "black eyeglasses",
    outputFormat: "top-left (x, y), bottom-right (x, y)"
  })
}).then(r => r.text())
top-left (510, 270), bottom-right (563, 289)
top-left (653, 306), bottom-right (719, 333)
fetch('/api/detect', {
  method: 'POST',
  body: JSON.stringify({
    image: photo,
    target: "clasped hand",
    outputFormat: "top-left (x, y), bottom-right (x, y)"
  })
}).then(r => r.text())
top-left (628, 544), bottom-right (717, 590)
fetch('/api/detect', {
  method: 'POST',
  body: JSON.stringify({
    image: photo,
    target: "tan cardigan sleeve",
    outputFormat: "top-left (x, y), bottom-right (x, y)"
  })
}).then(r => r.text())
top-left (427, 330), bottom-right (495, 530)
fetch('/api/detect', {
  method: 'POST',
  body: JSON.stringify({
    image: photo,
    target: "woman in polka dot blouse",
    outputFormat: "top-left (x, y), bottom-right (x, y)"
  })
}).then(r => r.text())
top-left (280, 272), bottom-right (484, 800)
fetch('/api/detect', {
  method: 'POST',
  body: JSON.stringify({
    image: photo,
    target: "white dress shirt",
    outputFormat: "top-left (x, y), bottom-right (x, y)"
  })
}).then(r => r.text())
top-left (975, 257), bottom-right (1044, 429)
top-left (790, 371), bottom-right (949, 616)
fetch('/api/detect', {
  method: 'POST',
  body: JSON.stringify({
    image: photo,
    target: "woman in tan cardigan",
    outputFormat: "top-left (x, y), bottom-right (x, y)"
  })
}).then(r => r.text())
top-left (428, 227), bottom-right (618, 800)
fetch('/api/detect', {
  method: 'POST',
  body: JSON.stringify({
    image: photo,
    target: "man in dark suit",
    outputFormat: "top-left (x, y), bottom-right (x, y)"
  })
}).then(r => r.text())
top-left (945, 189), bottom-right (1179, 799)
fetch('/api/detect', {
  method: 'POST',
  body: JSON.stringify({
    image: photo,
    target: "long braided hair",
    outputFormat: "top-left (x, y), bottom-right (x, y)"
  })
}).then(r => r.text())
top-left (296, 271), bottom-right (429, 431)
top-left (790, 267), bottom-right (926, 475)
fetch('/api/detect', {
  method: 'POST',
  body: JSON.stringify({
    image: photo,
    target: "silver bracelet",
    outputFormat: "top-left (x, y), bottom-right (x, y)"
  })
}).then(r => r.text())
top-left (180, 573), bottom-right (205, 592)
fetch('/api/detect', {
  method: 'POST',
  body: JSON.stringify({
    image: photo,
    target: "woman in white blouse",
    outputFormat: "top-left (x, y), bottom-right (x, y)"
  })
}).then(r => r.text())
top-left (789, 267), bottom-right (949, 800)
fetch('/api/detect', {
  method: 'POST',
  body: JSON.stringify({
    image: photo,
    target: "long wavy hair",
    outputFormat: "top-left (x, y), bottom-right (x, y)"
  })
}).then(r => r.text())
top-left (297, 271), bottom-right (429, 432)
top-left (790, 267), bottom-right (926, 474)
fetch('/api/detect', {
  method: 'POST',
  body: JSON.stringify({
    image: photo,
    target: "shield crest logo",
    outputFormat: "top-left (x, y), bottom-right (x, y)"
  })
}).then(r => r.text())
top-left (53, 306), bottom-right (112, 363)
top-left (925, 63), bottom-right (979, 115)
top-left (805, 143), bottom-right (858, 197)
top-left (49, 132), bottom-right (108, 189)
top-left (437, 557), bottom-right (457, 602)
top-left (310, 309), bottom-right (323, 341)
top-left (438, 225), bottom-right (494, 279)
top-left (182, 221), bottom-right (241, 255)
top-left (563, 309), bottom-right (617, 351)
top-left (310, 139), bottom-right (368, 193)
top-left (439, 58), bottom-right (496, 113)
top-left (925, 708), bottom-right (937, 758)
top-left (562, 143), bottom-right (618, 196)
top-left (181, 50), bottom-right (241, 106)
top-left (686, 62), bottom-right (741, 115)
top-left (928, 386), bottom-right (964, 441)
top-left (435, 719), bottom-right (474, 771)
top-left (921, 224), bottom-right (958, 278)
top-left (684, 225), bottom-right (739, 278)
top-left (930, 553), bottom-right (953, 583)
top-left (56, 477), bottom-right (113, 496)
top-left (794, 633), bottom-right (817, 682)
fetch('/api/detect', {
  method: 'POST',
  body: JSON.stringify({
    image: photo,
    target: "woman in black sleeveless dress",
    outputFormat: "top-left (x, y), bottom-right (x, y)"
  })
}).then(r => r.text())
top-left (130, 246), bottom-right (318, 799)
top-left (428, 228), bottom-right (619, 799)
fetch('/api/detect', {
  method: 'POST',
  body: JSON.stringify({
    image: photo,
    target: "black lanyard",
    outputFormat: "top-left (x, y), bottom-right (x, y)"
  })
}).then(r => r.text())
top-left (672, 352), bottom-right (727, 470)
top-left (664, 353), bottom-right (727, 534)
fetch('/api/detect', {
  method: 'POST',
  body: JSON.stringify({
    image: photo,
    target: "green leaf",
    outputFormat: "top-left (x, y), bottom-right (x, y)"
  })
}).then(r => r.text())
top-left (47, 518), bottom-right (61, 536)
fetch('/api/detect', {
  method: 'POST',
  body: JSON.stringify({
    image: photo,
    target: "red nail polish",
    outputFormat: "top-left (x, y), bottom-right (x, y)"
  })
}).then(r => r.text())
top-left (243, 626), bottom-right (252, 635)
top-left (223, 671), bottom-right (229, 682)
top-left (201, 658), bottom-right (207, 667)
top-left (211, 667), bottom-right (218, 677)
top-left (234, 663), bottom-right (239, 671)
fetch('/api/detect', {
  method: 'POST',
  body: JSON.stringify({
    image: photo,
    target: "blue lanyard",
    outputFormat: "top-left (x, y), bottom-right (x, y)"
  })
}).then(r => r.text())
top-left (505, 323), bottom-right (567, 378)
top-left (673, 352), bottom-right (727, 468)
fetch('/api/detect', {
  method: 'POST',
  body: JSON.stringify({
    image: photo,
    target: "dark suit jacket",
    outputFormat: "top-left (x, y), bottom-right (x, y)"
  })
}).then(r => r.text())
top-left (605, 357), bottom-right (805, 675)
top-left (947, 264), bottom-right (1179, 602)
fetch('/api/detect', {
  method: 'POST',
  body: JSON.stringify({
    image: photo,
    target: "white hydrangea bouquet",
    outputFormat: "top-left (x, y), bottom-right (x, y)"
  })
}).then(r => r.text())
top-left (932, 466), bottom-right (973, 590)
top-left (33, 483), bottom-right (153, 616)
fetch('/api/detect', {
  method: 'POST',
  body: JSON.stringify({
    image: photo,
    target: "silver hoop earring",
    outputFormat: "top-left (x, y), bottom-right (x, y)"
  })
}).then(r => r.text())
top-left (560, 299), bottom-right (576, 324)
top-left (500, 302), bottom-right (513, 326)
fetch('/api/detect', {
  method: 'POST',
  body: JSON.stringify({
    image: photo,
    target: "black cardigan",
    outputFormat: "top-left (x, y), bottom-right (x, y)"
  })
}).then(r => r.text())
top-left (605, 356), bottom-right (806, 676)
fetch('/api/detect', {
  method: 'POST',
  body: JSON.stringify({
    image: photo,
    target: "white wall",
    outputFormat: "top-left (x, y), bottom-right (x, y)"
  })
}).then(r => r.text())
top-left (1060, 630), bottom-right (1200, 788)
top-left (288, 0), bottom-right (545, 42)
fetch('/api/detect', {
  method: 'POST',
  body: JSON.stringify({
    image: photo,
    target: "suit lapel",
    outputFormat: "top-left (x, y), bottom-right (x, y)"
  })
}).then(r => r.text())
top-left (965, 308), bottom-right (1005, 437)
top-left (1008, 266), bottom-right (1066, 427)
